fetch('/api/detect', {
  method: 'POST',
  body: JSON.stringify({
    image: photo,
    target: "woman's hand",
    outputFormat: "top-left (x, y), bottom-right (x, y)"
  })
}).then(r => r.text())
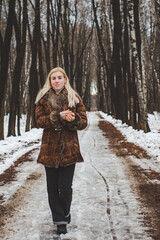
top-left (60, 109), bottom-right (75, 122)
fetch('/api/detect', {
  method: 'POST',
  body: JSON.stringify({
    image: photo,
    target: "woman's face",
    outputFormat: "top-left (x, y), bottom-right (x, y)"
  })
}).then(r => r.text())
top-left (50, 71), bottom-right (67, 92)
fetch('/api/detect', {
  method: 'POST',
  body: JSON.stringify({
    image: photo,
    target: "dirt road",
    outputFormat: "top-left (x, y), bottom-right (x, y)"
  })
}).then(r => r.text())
top-left (0, 112), bottom-right (159, 240)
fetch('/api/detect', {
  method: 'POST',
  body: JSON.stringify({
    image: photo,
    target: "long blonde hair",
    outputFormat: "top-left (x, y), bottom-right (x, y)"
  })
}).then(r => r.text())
top-left (35, 67), bottom-right (79, 107)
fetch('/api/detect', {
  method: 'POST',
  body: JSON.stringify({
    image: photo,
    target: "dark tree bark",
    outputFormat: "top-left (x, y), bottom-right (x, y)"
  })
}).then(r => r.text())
top-left (111, 0), bottom-right (126, 122)
top-left (46, 0), bottom-right (51, 72)
top-left (124, 0), bottom-right (135, 127)
top-left (73, 24), bottom-right (94, 93)
top-left (61, 0), bottom-right (69, 75)
top-left (128, 0), bottom-right (150, 132)
top-left (8, 0), bottom-right (27, 137)
top-left (134, 0), bottom-right (142, 76)
top-left (26, 0), bottom-right (40, 131)
top-left (91, 0), bottom-right (109, 77)
top-left (69, 0), bottom-right (77, 86)
top-left (0, 0), bottom-right (16, 139)
top-left (92, 0), bottom-right (114, 113)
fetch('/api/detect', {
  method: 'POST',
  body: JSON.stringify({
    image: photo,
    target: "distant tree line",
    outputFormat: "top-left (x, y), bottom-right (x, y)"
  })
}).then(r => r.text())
top-left (92, 0), bottom-right (160, 133)
top-left (0, 0), bottom-right (93, 139)
top-left (0, 0), bottom-right (160, 139)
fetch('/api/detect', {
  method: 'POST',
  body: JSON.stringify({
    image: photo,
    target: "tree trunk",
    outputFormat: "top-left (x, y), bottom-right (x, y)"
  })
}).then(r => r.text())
top-left (0, 0), bottom-right (16, 139)
top-left (26, 0), bottom-right (40, 131)
top-left (69, 0), bottom-right (77, 86)
top-left (124, 0), bottom-right (135, 126)
top-left (92, 0), bottom-right (114, 114)
top-left (8, 0), bottom-right (27, 137)
top-left (62, 0), bottom-right (69, 75)
top-left (111, 0), bottom-right (126, 122)
top-left (46, 0), bottom-right (51, 72)
top-left (128, 0), bottom-right (150, 132)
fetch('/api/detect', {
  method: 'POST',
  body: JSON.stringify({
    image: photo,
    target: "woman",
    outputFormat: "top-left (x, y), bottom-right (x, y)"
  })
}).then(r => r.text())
top-left (35, 67), bottom-right (87, 235)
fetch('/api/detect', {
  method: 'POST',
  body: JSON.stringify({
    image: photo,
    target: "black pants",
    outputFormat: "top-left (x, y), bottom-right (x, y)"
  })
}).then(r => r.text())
top-left (45, 164), bottom-right (75, 225)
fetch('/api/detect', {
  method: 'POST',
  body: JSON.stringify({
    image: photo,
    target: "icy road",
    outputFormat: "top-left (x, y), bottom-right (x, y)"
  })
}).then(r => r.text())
top-left (0, 113), bottom-right (154, 240)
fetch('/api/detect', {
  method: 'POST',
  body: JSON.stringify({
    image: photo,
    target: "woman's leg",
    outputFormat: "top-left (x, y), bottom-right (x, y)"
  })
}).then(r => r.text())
top-left (58, 164), bottom-right (75, 223)
top-left (45, 167), bottom-right (66, 225)
top-left (45, 164), bottom-right (75, 225)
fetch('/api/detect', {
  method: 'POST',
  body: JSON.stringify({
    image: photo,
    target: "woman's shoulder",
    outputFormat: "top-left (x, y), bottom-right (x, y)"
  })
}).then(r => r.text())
top-left (36, 89), bottom-right (51, 106)
top-left (75, 93), bottom-right (82, 102)
top-left (40, 88), bottom-right (53, 102)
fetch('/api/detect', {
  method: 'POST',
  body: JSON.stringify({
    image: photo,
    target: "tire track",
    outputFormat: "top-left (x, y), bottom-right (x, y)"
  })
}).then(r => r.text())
top-left (97, 113), bottom-right (158, 239)
top-left (0, 112), bottom-right (152, 239)
top-left (88, 136), bottom-right (118, 240)
top-left (117, 188), bottom-right (132, 238)
top-left (84, 113), bottom-right (151, 240)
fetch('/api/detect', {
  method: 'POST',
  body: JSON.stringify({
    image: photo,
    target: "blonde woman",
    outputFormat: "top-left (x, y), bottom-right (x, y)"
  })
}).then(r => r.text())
top-left (35, 67), bottom-right (87, 235)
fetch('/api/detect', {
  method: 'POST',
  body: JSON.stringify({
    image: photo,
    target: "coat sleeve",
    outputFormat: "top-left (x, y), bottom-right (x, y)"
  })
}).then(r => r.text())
top-left (35, 100), bottom-right (53, 129)
top-left (35, 99), bottom-right (65, 130)
top-left (67, 96), bottom-right (88, 131)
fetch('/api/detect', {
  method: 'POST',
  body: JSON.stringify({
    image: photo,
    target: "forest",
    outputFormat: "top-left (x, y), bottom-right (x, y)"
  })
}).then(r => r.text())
top-left (0, 0), bottom-right (160, 140)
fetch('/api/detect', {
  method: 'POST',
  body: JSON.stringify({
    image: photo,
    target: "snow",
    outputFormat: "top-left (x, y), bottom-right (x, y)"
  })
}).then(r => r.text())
top-left (0, 111), bottom-right (159, 239)
top-left (100, 111), bottom-right (160, 163)
top-left (1, 111), bottom-right (160, 176)
top-left (0, 128), bottom-right (42, 174)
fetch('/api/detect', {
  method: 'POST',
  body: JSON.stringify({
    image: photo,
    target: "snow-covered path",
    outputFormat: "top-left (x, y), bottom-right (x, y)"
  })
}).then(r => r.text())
top-left (0, 113), bottom-right (152, 240)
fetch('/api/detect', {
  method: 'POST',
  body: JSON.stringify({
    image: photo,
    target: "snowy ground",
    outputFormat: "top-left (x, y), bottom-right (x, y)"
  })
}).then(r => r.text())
top-left (0, 112), bottom-right (160, 239)
top-left (1, 111), bottom-right (160, 176)
top-left (100, 111), bottom-right (160, 163)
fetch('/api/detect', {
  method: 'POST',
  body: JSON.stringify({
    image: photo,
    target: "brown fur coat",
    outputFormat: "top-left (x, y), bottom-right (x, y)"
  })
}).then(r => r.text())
top-left (35, 88), bottom-right (87, 168)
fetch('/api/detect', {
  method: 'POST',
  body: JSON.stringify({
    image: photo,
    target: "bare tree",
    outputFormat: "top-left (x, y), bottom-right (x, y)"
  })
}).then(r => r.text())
top-left (1, 0), bottom-right (158, 138)
top-left (128, 0), bottom-right (150, 132)
top-left (7, 0), bottom-right (27, 137)
top-left (91, 0), bottom-right (111, 111)
top-left (26, 0), bottom-right (40, 131)
top-left (0, 0), bottom-right (16, 139)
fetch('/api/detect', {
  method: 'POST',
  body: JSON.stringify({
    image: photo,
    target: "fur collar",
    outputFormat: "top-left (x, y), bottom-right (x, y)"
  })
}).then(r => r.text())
top-left (44, 87), bottom-right (68, 110)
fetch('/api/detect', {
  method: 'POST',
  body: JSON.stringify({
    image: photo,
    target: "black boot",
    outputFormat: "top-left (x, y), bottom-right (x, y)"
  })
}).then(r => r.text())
top-left (57, 224), bottom-right (67, 235)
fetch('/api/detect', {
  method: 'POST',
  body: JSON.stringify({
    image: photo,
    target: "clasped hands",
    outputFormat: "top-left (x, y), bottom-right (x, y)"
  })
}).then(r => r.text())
top-left (60, 109), bottom-right (75, 122)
